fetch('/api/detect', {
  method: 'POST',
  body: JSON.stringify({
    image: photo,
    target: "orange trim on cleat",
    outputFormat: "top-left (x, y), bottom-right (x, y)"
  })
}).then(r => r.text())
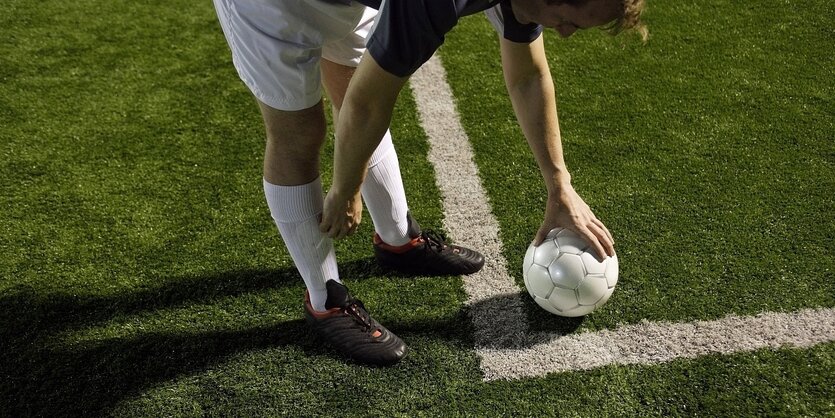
top-left (304, 291), bottom-right (343, 319)
top-left (373, 233), bottom-right (423, 254)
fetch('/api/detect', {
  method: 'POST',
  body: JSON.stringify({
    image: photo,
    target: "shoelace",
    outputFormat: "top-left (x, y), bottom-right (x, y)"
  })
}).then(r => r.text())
top-left (420, 230), bottom-right (448, 253)
top-left (343, 300), bottom-right (373, 332)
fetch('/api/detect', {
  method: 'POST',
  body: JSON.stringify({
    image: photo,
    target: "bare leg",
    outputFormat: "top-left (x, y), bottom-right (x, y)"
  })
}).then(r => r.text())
top-left (320, 59), bottom-right (352, 122)
top-left (259, 98), bottom-right (339, 311)
top-left (259, 99), bottom-right (326, 186)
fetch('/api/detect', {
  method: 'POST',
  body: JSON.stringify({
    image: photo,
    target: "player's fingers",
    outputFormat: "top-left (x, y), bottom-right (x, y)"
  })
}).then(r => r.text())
top-left (350, 213), bottom-right (361, 236)
top-left (595, 225), bottom-right (615, 257)
top-left (327, 225), bottom-right (339, 239)
top-left (319, 213), bottom-right (331, 234)
top-left (335, 223), bottom-right (348, 240)
top-left (532, 226), bottom-right (550, 246)
top-left (589, 222), bottom-right (615, 258)
top-left (579, 226), bottom-right (608, 262)
top-left (593, 217), bottom-right (614, 244)
top-left (341, 218), bottom-right (355, 239)
top-left (326, 216), bottom-right (343, 239)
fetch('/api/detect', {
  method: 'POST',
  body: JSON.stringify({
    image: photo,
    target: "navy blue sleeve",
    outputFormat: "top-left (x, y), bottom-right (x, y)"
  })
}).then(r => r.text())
top-left (363, 0), bottom-right (538, 76)
top-left (365, 0), bottom-right (459, 77)
top-left (484, 1), bottom-right (542, 43)
top-left (499, 1), bottom-right (542, 42)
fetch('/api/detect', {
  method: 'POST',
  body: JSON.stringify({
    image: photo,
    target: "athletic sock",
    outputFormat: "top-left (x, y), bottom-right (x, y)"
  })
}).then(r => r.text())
top-left (263, 177), bottom-right (340, 312)
top-left (361, 130), bottom-right (411, 247)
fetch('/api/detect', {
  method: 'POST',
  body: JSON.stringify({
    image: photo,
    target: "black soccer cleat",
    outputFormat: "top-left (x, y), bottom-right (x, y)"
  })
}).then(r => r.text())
top-left (373, 213), bottom-right (485, 276)
top-left (304, 280), bottom-right (407, 367)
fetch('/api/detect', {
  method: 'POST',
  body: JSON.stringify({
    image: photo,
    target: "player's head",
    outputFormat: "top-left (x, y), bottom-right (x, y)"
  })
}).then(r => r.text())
top-left (512, 0), bottom-right (648, 40)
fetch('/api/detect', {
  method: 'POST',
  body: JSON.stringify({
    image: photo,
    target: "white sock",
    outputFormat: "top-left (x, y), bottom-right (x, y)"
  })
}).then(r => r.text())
top-left (263, 177), bottom-right (340, 312)
top-left (361, 130), bottom-right (411, 246)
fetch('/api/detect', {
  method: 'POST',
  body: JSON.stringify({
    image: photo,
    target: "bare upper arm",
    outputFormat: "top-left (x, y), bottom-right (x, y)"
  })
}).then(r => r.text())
top-left (499, 35), bottom-right (550, 89)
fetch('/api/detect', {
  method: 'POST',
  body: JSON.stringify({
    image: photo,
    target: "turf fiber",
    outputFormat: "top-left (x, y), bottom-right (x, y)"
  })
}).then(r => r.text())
top-left (1, 0), bottom-right (833, 416)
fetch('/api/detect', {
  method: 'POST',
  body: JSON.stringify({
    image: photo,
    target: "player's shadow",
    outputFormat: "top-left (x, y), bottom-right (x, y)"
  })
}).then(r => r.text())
top-left (0, 258), bottom-right (394, 417)
top-left (0, 262), bottom-right (555, 416)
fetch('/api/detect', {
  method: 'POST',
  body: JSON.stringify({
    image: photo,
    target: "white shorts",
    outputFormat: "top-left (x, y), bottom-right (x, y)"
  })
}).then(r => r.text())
top-left (213, 0), bottom-right (377, 111)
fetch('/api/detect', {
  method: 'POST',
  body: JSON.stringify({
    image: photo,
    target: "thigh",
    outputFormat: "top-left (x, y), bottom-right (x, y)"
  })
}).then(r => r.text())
top-left (320, 59), bottom-right (355, 116)
top-left (213, 0), bottom-right (366, 111)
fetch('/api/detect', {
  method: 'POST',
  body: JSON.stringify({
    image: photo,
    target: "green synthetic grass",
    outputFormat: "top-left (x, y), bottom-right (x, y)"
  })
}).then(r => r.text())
top-left (443, 1), bottom-right (835, 331)
top-left (1, 0), bottom-right (833, 416)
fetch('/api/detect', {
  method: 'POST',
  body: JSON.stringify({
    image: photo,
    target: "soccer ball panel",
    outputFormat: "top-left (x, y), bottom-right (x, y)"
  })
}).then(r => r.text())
top-left (522, 228), bottom-right (620, 317)
top-left (523, 243), bottom-right (536, 278)
top-left (525, 264), bottom-right (554, 299)
top-left (544, 227), bottom-right (564, 240)
top-left (559, 304), bottom-right (597, 317)
top-left (605, 254), bottom-right (619, 288)
top-left (548, 253), bottom-right (585, 289)
top-left (555, 229), bottom-right (588, 255)
top-left (547, 287), bottom-right (580, 312)
top-left (580, 251), bottom-right (607, 275)
top-left (595, 287), bottom-right (615, 309)
top-left (577, 274), bottom-right (609, 305)
top-left (532, 239), bottom-right (559, 266)
top-left (533, 295), bottom-right (562, 315)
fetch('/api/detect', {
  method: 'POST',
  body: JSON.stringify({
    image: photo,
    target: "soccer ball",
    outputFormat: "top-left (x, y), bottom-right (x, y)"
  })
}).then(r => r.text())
top-left (522, 228), bottom-right (618, 317)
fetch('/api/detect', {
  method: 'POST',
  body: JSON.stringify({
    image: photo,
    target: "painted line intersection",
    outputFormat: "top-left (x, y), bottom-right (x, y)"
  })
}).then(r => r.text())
top-left (409, 54), bottom-right (835, 381)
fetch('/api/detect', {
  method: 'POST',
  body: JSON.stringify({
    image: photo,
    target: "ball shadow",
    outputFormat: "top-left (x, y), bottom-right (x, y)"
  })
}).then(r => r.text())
top-left (465, 292), bottom-right (586, 349)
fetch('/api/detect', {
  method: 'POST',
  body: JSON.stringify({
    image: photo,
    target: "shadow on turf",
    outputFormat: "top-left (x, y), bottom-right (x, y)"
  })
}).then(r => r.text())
top-left (0, 259), bottom-right (431, 416)
top-left (0, 263), bottom-right (580, 415)
top-left (462, 292), bottom-right (586, 349)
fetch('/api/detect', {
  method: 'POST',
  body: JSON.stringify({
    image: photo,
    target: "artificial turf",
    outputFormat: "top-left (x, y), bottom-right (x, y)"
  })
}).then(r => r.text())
top-left (1, 0), bottom-right (833, 416)
top-left (442, 0), bottom-right (835, 330)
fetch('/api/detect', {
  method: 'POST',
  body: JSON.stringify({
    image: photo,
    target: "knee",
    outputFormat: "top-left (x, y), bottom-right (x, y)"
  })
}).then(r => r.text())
top-left (266, 124), bottom-right (326, 162)
top-left (262, 101), bottom-right (327, 161)
top-left (260, 101), bottom-right (328, 184)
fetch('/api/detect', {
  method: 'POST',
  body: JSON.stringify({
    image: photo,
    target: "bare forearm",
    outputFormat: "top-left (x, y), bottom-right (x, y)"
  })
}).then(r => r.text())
top-left (506, 69), bottom-right (571, 194)
top-left (332, 98), bottom-right (391, 196)
top-left (331, 55), bottom-right (406, 197)
top-left (500, 36), bottom-right (571, 195)
top-left (498, 37), bottom-right (615, 256)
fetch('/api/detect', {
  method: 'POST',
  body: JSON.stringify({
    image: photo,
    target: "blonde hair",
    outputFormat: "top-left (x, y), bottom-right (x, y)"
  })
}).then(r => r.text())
top-left (606, 0), bottom-right (649, 41)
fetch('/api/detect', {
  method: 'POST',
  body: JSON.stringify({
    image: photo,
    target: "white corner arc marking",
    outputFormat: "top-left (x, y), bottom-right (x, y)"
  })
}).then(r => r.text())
top-left (409, 54), bottom-right (835, 381)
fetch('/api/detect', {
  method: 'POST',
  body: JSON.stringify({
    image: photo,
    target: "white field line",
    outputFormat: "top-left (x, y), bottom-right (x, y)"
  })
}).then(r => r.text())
top-left (409, 54), bottom-right (835, 381)
top-left (478, 307), bottom-right (835, 380)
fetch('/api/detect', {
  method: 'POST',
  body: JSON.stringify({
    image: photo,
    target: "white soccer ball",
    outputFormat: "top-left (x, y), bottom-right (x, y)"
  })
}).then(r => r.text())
top-left (522, 228), bottom-right (618, 317)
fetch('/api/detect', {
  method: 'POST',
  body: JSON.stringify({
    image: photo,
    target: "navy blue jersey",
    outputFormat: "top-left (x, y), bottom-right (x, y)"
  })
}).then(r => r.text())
top-left (353, 0), bottom-right (543, 76)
